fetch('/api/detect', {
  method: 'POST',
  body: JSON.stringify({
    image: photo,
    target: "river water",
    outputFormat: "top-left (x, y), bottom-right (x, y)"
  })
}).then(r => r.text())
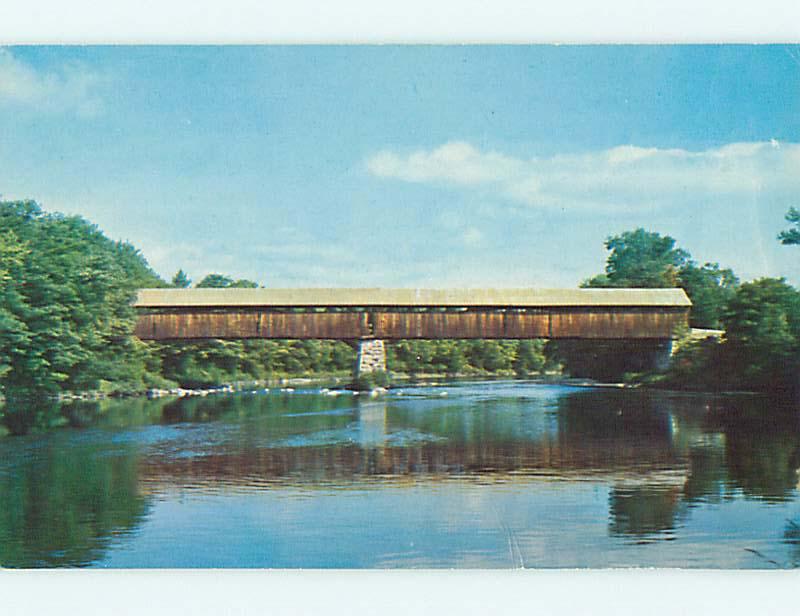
top-left (1, 380), bottom-right (799, 568)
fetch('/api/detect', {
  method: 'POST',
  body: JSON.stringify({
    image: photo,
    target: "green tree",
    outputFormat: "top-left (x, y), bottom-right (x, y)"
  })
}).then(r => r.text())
top-left (778, 207), bottom-right (800, 245)
top-left (677, 262), bottom-right (739, 329)
top-left (196, 274), bottom-right (259, 288)
top-left (0, 229), bottom-right (30, 382)
top-left (0, 200), bottom-right (165, 396)
top-left (171, 269), bottom-right (191, 288)
top-left (196, 273), bottom-right (234, 288)
top-left (563, 229), bottom-right (693, 379)
top-left (583, 228), bottom-right (689, 288)
top-left (721, 278), bottom-right (800, 391)
top-left (514, 340), bottom-right (547, 376)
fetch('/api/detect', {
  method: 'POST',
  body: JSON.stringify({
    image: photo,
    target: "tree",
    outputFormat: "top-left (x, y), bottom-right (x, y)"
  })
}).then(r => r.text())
top-left (583, 228), bottom-right (689, 288)
top-left (514, 340), bottom-right (547, 376)
top-left (565, 229), bottom-right (694, 379)
top-left (0, 200), bottom-right (166, 397)
top-left (171, 269), bottom-right (191, 288)
top-left (778, 207), bottom-right (800, 245)
top-left (677, 262), bottom-right (739, 329)
top-left (721, 278), bottom-right (800, 391)
top-left (0, 229), bottom-right (30, 382)
top-left (196, 274), bottom-right (259, 288)
top-left (196, 273), bottom-right (234, 288)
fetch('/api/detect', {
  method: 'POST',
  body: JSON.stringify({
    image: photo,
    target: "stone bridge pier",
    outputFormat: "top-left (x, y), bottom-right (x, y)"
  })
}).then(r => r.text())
top-left (356, 339), bottom-right (387, 378)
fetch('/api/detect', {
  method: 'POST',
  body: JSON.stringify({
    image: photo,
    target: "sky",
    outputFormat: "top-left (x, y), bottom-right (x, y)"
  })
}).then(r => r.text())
top-left (1, 45), bottom-right (799, 288)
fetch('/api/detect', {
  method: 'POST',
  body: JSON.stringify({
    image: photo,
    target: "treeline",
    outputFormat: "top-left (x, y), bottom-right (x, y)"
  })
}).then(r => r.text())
top-left (0, 201), bottom-right (549, 400)
top-left (560, 222), bottom-right (800, 396)
top-left (0, 201), bottom-right (165, 397)
top-left (1, 199), bottom-right (798, 403)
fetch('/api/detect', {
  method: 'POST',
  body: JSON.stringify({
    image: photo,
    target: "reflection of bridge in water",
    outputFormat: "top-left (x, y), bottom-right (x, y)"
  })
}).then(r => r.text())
top-left (3, 388), bottom-right (800, 567)
top-left (133, 288), bottom-right (691, 377)
top-left (134, 390), bottom-right (800, 542)
top-left (139, 395), bottom-right (689, 488)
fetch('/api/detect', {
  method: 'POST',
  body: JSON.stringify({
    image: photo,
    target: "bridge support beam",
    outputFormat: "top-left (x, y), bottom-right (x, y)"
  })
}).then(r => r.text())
top-left (355, 339), bottom-right (387, 378)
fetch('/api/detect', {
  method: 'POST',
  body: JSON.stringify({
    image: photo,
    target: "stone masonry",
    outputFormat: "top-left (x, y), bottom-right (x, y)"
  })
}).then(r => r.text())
top-left (356, 339), bottom-right (387, 376)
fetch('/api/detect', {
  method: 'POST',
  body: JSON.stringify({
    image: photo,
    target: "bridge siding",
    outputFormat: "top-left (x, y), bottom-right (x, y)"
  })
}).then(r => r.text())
top-left (134, 308), bottom-right (687, 340)
top-left (135, 312), bottom-right (372, 340)
top-left (549, 310), bottom-right (679, 339)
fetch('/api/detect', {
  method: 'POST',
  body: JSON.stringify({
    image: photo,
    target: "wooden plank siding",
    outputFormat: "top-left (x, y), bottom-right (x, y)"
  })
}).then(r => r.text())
top-left (134, 307), bottom-right (688, 340)
top-left (134, 311), bottom-right (371, 340)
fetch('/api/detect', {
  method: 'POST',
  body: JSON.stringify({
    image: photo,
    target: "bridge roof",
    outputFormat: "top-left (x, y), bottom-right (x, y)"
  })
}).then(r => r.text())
top-left (134, 288), bottom-right (691, 308)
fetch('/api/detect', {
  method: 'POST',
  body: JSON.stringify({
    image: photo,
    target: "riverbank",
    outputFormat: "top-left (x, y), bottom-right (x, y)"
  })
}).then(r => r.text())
top-left (3, 370), bottom-right (795, 439)
top-left (0, 370), bottom-right (571, 404)
top-left (4, 368), bottom-right (789, 410)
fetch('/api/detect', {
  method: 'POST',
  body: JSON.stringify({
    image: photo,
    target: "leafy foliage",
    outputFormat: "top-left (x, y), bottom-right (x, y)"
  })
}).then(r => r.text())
top-left (352, 370), bottom-right (390, 391)
top-left (386, 339), bottom-right (548, 377)
top-left (583, 228), bottom-right (689, 288)
top-left (720, 278), bottom-right (800, 392)
top-left (196, 274), bottom-right (259, 288)
top-left (566, 228), bottom-right (739, 379)
top-left (171, 269), bottom-right (191, 288)
top-left (660, 279), bottom-right (800, 395)
top-left (677, 262), bottom-right (739, 329)
top-left (778, 207), bottom-right (800, 245)
top-left (582, 228), bottom-right (735, 329)
top-left (0, 201), bottom-right (165, 396)
top-left (567, 226), bottom-right (800, 395)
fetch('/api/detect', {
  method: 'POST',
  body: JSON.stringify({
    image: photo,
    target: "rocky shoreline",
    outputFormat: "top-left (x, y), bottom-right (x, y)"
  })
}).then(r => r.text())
top-left (3, 371), bottom-right (768, 407)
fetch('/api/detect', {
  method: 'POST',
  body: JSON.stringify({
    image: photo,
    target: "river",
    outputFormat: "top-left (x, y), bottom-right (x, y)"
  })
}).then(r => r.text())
top-left (1, 380), bottom-right (799, 568)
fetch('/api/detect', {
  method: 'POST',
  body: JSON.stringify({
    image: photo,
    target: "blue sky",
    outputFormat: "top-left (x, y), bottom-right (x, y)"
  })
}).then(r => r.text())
top-left (1, 45), bottom-right (799, 287)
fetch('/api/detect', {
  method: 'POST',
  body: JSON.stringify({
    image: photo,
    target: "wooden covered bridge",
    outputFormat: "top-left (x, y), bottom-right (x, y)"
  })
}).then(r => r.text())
top-left (133, 288), bottom-right (691, 377)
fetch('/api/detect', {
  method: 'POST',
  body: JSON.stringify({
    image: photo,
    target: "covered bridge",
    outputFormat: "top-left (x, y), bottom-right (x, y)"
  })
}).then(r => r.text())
top-left (133, 287), bottom-right (690, 341)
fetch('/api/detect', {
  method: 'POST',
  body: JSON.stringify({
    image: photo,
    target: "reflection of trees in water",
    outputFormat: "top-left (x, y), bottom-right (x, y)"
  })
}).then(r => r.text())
top-left (606, 397), bottom-right (800, 542)
top-left (608, 486), bottom-right (686, 540)
top-left (679, 399), bottom-right (800, 505)
top-left (718, 406), bottom-right (800, 503)
top-left (160, 392), bottom-right (358, 431)
top-left (783, 519), bottom-right (800, 568)
top-left (682, 444), bottom-right (729, 504)
top-left (0, 438), bottom-right (149, 567)
top-left (2, 397), bottom-right (174, 435)
top-left (2, 397), bottom-right (65, 435)
top-left (3, 387), bottom-right (799, 563)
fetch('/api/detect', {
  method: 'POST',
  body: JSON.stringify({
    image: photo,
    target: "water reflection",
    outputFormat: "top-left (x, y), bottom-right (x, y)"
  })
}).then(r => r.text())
top-left (0, 382), bottom-right (798, 567)
top-left (0, 433), bottom-right (148, 567)
top-left (608, 486), bottom-right (685, 540)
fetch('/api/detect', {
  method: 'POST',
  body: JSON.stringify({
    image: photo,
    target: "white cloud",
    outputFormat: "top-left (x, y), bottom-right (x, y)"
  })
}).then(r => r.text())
top-left (0, 49), bottom-right (103, 117)
top-left (366, 140), bottom-right (800, 212)
top-left (366, 141), bottom-right (523, 185)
